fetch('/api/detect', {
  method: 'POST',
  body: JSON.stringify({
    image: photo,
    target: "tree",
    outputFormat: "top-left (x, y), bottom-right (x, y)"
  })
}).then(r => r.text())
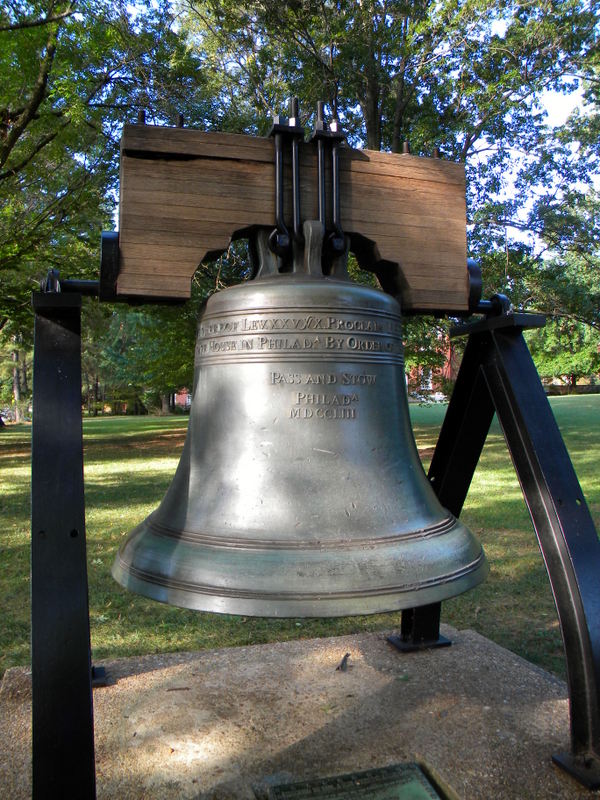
top-left (78, 244), bottom-right (249, 411)
top-left (527, 318), bottom-right (600, 389)
top-left (0, 1), bottom-right (209, 339)
top-left (177, 0), bottom-right (599, 384)
top-left (3, 1), bottom-right (598, 405)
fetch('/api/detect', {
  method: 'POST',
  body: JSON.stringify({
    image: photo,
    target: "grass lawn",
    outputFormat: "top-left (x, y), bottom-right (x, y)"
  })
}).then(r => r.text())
top-left (2, 396), bottom-right (599, 680)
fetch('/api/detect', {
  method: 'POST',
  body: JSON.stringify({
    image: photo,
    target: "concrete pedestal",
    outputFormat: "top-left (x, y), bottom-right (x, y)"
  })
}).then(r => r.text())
top-left (0, 627), bottom-right (590, 799)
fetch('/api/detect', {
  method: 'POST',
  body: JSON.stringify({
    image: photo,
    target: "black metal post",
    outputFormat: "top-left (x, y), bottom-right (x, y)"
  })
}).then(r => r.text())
top-left (387, 602), bottom-right (451, 652)
top-left (389, 332), bottom-right (498, 653)
top-left (328, 117), bottom-right (345, 255)
top-left (289, 97), bottom-right (303, 245)
top-left (314, 101), bottom-right (327, 235)
top-left (31, 292), bottom-right (96, 800)
top-left (269, 102), bottom-right (305, 258)
top-left (429, 312), bottom-right (600, 789)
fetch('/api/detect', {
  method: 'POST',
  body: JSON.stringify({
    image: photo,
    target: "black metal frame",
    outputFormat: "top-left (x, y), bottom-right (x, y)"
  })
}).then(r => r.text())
top-left (424, 311), bottom-right (600, 789)
top-left (31, 288), bottom-right (600, 793)
top-left (387, 602), bottom-right (451, 652)
top-left (31, 292), bottom-right (97, 799)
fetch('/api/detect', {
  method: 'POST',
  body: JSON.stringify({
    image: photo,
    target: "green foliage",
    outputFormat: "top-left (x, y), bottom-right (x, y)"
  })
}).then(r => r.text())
top-left (176, 0), bottom-right (600, 376)
top-left (0, 1), bottom-right (208, 339)
top-left (2, 0), bottom-right (599, 399)
top-left (402, 316), bottom-right (449, 372)
top-left (527, 319), bottom-right (600, 386)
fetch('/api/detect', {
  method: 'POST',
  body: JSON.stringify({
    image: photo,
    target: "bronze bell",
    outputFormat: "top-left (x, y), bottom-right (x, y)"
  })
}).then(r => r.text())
top-left (112, 226), bottom-right (488, 616)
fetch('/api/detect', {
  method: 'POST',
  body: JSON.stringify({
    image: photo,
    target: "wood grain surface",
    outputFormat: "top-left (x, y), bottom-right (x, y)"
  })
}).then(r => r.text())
top-left (117, 124), bottom-right (469, 311)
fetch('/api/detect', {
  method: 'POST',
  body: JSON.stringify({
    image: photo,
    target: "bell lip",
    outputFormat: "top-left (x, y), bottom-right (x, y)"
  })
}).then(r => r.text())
top-left (111, 549), bottom-right (488, 619)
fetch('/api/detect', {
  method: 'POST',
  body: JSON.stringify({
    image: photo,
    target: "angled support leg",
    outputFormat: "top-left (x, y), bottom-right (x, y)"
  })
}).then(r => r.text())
top-left (388, 332), bottom-right (498, 653)
top-left (31, 292), bottom-right (96, 799)
top-left (388, 332), bottom-right (497, 653)
top-left (429, 311), bottom-right (600, 790)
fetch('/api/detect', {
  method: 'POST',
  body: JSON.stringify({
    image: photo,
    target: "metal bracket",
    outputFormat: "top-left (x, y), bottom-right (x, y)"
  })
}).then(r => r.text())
top-left (268, 98), bottom-right (305, 258)
top-left (426, 307), bottom-right (600, 789)
top-left (41, 267), bottom-right (100, 297)
top-left (100, 231), bottom-right (120, 300)
top-left (309, 101), bottom-right (346, 262)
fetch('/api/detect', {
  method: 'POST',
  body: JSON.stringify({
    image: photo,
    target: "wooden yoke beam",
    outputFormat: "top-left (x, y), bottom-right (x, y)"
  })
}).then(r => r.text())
top-left (117, 124), bottom-right (469, 313)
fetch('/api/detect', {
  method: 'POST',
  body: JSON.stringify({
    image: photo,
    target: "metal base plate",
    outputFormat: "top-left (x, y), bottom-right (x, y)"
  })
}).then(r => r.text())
top-left (267, 763), bottom-right (443, 798)
top-left (92, 665), bottom-right (108, 688)
top-left (386, 634), bottom-right (452, 653)
top-left (552, 751), bottom-right (600, 790)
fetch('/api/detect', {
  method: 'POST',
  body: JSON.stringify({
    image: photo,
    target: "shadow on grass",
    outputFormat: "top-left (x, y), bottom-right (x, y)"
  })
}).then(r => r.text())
top-left (0, 532), bottom-right (566, 679)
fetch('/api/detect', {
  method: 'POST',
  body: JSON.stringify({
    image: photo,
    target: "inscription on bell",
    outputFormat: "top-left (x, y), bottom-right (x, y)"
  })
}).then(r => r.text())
top-left (235, 315), bottom-right (395, 333)
top-left (196, 309), bottom-right (404, 365)
top-left (290, 407), bottom-right (357, 420)
top-left (270, 371), bottom-right (377, 385)
top-left (290, 391), bottom-right (360, 421)
top-left (295, 391), bottom-right (359, 406)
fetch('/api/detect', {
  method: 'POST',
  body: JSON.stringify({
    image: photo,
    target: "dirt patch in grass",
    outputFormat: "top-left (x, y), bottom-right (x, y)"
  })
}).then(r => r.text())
top-left (0, 445), bottom-right (30, 460)
top-left (85, 430), bottom-right (187, 453)
top-left (417, 446), bottom-right (435, 461)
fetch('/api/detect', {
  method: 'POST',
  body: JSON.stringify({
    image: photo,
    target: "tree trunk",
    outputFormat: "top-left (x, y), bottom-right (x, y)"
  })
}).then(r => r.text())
top-left (360, 17), bottom-right (382, 152)
top-left (12, 350), bottom-right (22, 423)
top-left (21, 354), bottom-right (29, 395)
top-left (161, 394), bottom-right (170, 414)
top-left (363, 74), bottom-right (381, 150)
top-left (391, 58), bottom-right (408, 153)
top-left (94, 374), bottom-right (99, 416)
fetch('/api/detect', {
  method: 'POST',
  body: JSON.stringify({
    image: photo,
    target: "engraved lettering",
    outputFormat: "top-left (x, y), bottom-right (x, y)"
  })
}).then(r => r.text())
top-left (290, 406), bottom-right (356, 420)
top-left (316, 407), bottom-right (356, 419)
top-left (328, 316), bottom-right (381, 332)
top-left (341, 373), bottom-right (376, 385)
top-left (272, 372), bottom-right (301, 384)
top-left (295, 392), bottom-right (359, 407)
top-left (200, 320), bottom-right (239, 335)
top-left (346, 336), bottom-right (395, 352)
top-left (238, 315), bottom-right (395, 334)
top-left (305, 373), bottom-right (337, 384)
top-left (271, 372), bottom-right (338, 385)
top-left (289, 407), bottom-right (313, 419)
top-left (198, 311), bottom-right (403, 363)
top-left (209, 340), bottom-right (238, 352)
